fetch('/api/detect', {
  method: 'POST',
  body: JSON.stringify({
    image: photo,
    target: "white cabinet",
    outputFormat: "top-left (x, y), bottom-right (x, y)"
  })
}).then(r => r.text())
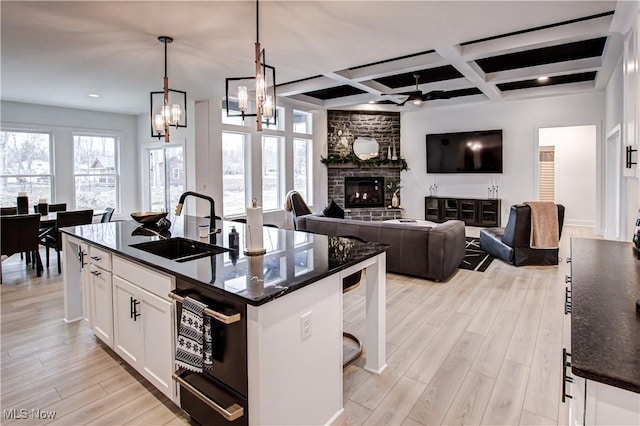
top-left (112, 256), bottom-right (175, 400)
top-left (89, 247), bottom-right (113, 347)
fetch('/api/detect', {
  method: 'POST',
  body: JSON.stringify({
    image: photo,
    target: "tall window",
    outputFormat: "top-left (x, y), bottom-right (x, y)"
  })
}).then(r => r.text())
top-left (0, 131), bottom-right (52, 206)
top-left (262, 136), bottom-right (283, 210)
top-left (293, 138), bottom-right (313, 204)
top-left (293, 110), bottom-right (313, 204)
top-left (222, 132), bottom-right (247, 216)
top-left (73, 135), bottom-right (119, 211)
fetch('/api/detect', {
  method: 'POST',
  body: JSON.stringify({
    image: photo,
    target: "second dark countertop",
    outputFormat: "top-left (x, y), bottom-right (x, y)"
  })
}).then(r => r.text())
top-left (570, 238), bottom-right (640, 394)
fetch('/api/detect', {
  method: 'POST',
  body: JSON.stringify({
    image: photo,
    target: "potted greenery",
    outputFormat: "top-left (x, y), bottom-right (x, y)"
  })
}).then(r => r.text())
top-left (386, 179), bottom-right (402, 208)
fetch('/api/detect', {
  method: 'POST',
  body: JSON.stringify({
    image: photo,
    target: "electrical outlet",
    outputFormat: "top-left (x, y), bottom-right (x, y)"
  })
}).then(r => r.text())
top-left (300, 311), bottom-right (312, 340)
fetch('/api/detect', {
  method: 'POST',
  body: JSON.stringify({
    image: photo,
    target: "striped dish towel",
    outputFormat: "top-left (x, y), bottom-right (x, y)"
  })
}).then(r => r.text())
top-left (175, 296), bottom-right (213, 373)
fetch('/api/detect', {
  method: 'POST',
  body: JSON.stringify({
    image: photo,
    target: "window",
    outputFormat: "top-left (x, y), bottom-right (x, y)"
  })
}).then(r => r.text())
top-left (0, 131), bottom-right (52, 207)
top-left (73, 135), bottom-right (119, 211)
top-left (262, 136), bottom-right (283, 210)
top-left (293, 110), bottom-right (312, 134)
top-left (222, 132), bottom-right (248, 216)
top-left (293, 138), bottom-right (313, 204)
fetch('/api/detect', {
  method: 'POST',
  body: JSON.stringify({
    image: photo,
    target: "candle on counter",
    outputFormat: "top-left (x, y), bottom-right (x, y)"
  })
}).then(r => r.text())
top-left (244, 198), bottom-right (266, 255)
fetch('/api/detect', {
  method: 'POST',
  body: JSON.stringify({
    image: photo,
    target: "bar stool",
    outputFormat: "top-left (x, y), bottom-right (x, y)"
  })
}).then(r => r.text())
top-left (339, 235), bottom-right (365, 367)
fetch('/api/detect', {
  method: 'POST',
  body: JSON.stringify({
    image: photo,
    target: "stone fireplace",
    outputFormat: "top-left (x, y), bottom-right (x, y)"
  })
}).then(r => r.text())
top-left (344, 177), bottom-right (385, 208)
top-left (326, 110), bottom-right (403, 221)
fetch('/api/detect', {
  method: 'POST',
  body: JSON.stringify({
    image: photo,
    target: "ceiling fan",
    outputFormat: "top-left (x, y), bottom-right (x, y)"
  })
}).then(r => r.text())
top-left (388, 73), bottom-right (451, 106)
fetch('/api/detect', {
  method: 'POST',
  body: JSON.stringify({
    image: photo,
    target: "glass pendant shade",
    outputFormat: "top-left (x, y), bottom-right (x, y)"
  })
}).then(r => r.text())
top-left (237, 86), bottom-right (248, 112)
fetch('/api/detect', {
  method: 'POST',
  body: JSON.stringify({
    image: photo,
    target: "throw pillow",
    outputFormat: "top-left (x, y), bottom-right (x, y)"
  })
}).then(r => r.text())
top-left (323, 200), bottom-right (344, 219)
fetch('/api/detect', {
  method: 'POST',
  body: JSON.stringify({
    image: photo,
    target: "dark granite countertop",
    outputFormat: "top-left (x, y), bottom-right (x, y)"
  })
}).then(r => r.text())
top-left (61, 216), bottom-right (387, 307)
top-left (570, 238), bottom-right (640, 394)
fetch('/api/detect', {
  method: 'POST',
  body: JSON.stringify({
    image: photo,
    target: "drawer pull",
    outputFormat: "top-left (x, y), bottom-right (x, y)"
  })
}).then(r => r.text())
top-left (172, 370), bottom-right (244, 421)
top-left (562, 348), bottom-right (573, 403)
top-left (565, 275), bottom-right (571, 284)
top-left (168, 292), bottom-right (240, 325)
top-left (564, 287), bottom-right (572, 315)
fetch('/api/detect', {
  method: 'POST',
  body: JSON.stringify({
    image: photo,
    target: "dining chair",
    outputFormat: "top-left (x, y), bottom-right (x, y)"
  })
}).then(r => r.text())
top-left (0, 207), bottom-right (18, 215)
top-left (1, 214), bottom-right (43, 284)
top-left (40, 209), bottom-right (93, 274)
top-left (101, 207), bottom-right (114, 223)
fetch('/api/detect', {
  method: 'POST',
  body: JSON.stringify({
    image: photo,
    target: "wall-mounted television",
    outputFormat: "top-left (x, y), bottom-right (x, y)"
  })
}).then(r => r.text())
top-left (426, 129), bottom-right (503, 173)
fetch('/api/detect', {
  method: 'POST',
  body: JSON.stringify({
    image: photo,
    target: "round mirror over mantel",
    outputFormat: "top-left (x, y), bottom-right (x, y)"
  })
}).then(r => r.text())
top-left (353, 137), bottom-right (379, 160)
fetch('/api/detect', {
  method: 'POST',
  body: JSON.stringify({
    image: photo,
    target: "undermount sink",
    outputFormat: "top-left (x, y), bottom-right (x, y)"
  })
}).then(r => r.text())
top-left (130, 237), bottom-right (229, 263)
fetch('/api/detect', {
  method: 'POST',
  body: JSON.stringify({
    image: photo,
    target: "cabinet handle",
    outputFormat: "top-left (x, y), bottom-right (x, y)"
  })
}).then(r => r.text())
top-left (565, 275), bottom-right (571, 284)
top-left (562, 348), bottom-right (573, 403)
top-left (133, 299), bottom-right (141, 321)
top-left (168, 292), bottom-right (241, 324)
top-left (90, 256), bottom-right (101, 261)
top-left (564, 287), bottom-right (572, 315)
top-left (172, 369), bottom-right (244, 421)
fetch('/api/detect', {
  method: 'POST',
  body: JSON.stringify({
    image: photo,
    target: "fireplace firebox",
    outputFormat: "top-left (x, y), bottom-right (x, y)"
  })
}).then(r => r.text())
top-left (344, 177), bottom-right (385, 208)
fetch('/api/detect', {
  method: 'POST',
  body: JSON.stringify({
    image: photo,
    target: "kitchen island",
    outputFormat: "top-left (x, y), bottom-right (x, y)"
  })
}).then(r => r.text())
top-left (61, 216), bottom-right (388, 425)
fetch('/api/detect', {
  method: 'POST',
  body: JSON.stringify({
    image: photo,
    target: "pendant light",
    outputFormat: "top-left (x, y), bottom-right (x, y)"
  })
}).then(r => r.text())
top-left (150, 36), bottom-right (187, 142)
top-left (225, 0), bottom-right (277, 131)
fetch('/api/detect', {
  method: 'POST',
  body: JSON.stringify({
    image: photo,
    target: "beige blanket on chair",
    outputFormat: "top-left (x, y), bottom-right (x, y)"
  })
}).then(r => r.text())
top-left (524, 201), bottom-right (559, 249)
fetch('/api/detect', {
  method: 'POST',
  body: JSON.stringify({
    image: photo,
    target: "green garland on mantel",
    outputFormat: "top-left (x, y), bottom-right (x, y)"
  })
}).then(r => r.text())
top-left (320, 154), bottom-right (409, 171)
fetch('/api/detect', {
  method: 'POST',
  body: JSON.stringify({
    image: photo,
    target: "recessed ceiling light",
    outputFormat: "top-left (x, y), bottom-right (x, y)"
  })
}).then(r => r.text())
top-left (88, 93), bottom-right (100, 98)
top-left (537, 76), bottom-right (549, 83)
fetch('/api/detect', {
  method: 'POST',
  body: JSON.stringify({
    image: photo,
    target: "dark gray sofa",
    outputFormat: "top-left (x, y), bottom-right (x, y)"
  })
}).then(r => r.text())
top-left (297, 214), bottom-right (466, 281)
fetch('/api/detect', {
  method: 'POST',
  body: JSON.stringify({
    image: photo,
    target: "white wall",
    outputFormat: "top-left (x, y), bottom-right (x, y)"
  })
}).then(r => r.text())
top-left (1, 101), bottom-right (139, 217)
top-left (539, 126), bottom-right (596, 227)
top-left (400, 91), bottom-right (605, 229)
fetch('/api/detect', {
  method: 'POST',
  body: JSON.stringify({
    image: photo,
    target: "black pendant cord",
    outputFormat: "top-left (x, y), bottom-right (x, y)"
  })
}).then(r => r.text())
top-left (164, 38), bottom-right (168, 79)
top-left (256, 0), bottom-right (259, 44)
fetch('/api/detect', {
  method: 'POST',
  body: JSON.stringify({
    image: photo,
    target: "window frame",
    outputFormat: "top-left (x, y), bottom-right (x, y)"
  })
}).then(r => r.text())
top-left (222, 130), bottom-right (251, 217)
top-left (0, 129), bottom-right (54, 205)
top-left (72, 132), bottom-right (121, 212)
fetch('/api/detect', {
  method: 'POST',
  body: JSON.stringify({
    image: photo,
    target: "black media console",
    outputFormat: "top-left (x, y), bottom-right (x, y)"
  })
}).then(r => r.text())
top-left (425, 196), bottom-right (501, 227)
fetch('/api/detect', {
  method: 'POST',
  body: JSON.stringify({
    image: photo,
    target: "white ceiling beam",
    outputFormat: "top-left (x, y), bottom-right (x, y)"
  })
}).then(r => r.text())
top-left (323, 93), bottom-right (380, 108)
top-left (339, 51), bottom-right (446, 82)
top-left (595, 33), bottom-right (623, 90)
top-left (486, 57), bottom-right (602, 84)
top-left (500, 81), bottom-right (595, 101)
top-left (277, 76), bottom-right (338, 97)
top-left (436, 45), bottom-right (502, 100)
top-left (461, 15), bottom-right (613, 61)
top-left (282, 93), bottom-right (325, 107)
top-left (609, 1), bottom-right (639, 35)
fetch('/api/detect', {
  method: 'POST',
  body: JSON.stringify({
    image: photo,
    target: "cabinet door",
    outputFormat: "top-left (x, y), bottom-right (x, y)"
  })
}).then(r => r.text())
top-left (112, 276), bottom-right (141, 366)
top-left (90, 265), bottom-right (113, 347)
top-left (139, 288), bottom-right (175, 399)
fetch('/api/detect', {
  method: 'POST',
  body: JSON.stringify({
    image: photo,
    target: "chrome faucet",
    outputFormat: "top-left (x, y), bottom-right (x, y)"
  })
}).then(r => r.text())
top-left (175, 191), bottom-right (220, 242)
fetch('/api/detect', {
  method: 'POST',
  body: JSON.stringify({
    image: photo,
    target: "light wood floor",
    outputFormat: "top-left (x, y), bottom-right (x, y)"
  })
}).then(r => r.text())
top-left (1, 226), bottom-right (598, 425)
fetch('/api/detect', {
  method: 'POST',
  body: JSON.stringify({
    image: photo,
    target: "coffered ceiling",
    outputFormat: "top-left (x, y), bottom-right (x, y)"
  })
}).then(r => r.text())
top-left (0, 1), bottom-right (633, 115)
